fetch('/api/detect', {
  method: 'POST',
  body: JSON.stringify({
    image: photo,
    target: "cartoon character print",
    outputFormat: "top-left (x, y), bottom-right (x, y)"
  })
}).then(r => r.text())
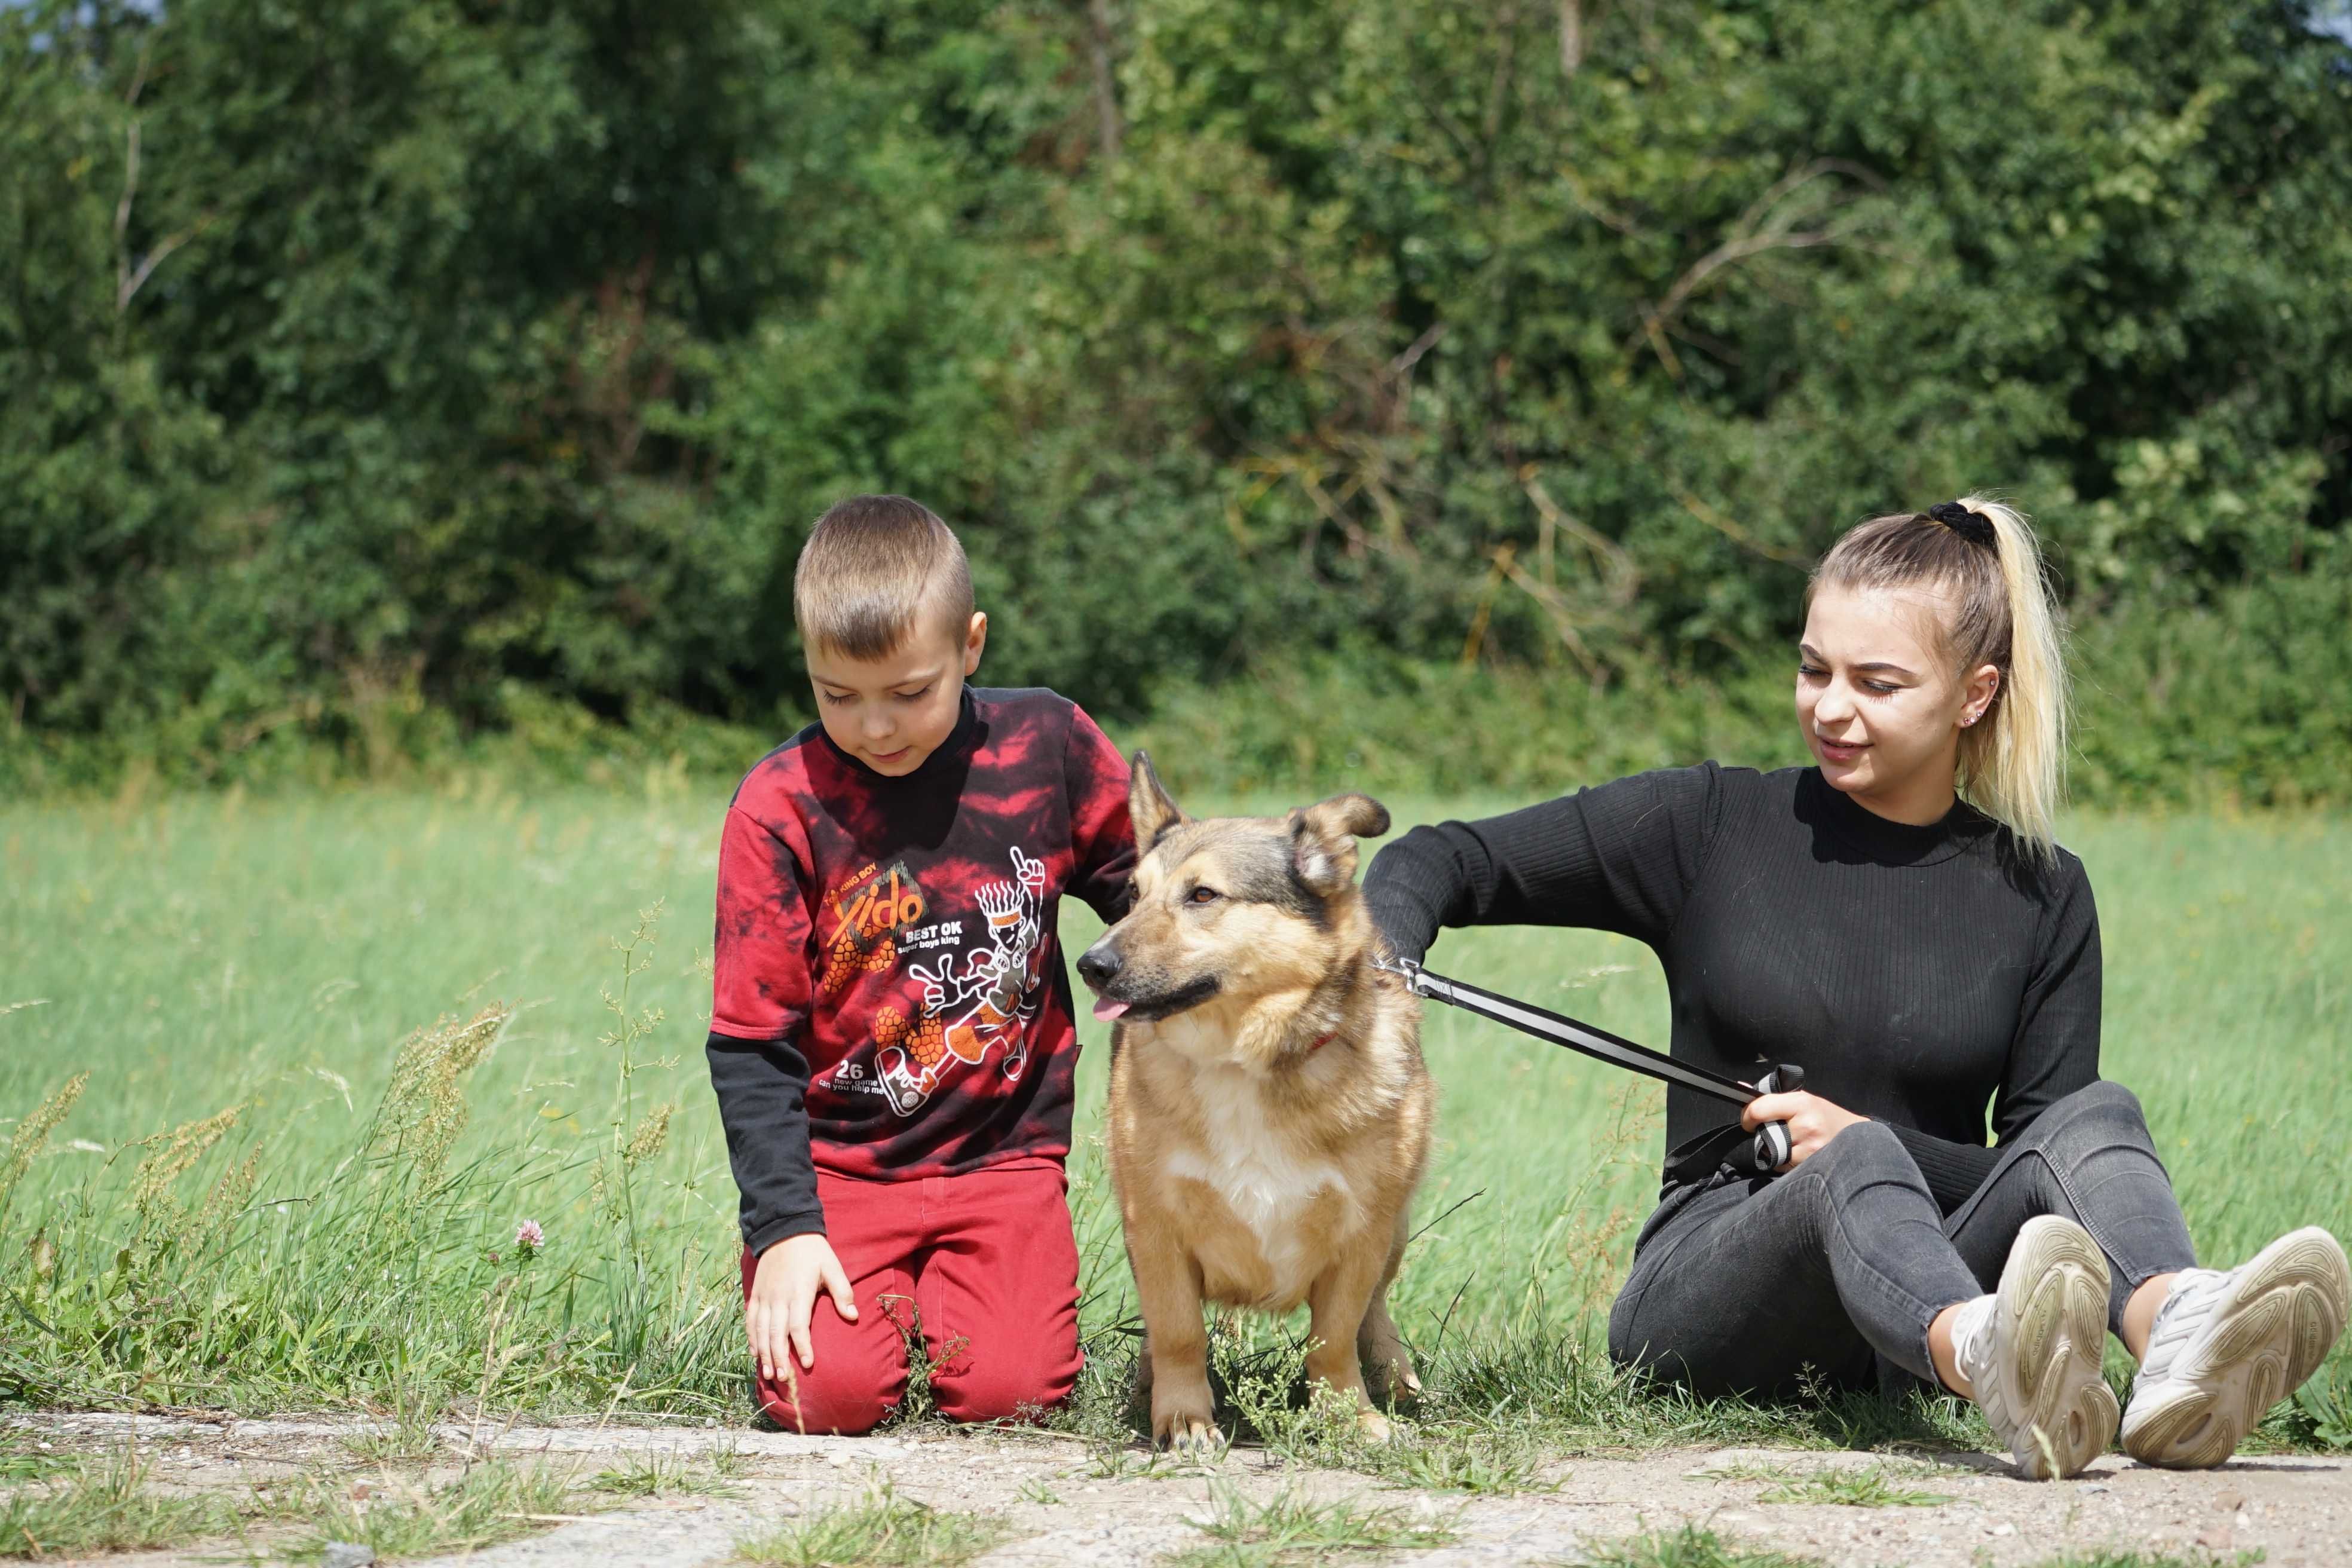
top-left (818, 920), bottom-right (896, 998)
top-left (873, 847), bottom-right (1050, 1117)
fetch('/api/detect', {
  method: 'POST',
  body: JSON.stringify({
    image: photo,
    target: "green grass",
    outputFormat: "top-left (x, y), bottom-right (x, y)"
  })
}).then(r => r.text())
top-left (589, 1444), bottom-right (751, 1498)
top-left (338, 1396), bottom-right (445, 1465)
top-left (1163, 1481), bottom-right (1456, 1567)
top-left (1575, 1524), bottom-right (1824, 1567)
top-left (0, 1440), bottom-right (610, 1563)
top-left (287, 1459), bottom-right (599, 1560)
top-left (0, 1443), bottom-right (236, 1558)
top-left (1367, 1425), bottom-right (1557, 1494)
top-left (1, 786), bottom-right (2348, 1459)
top-left (1699, 1460), bottom-right (1955, 1508)
top-left (1575, 1537), bottom-right (2260, 1568)
top-left (734, 1480), bottom-right (1013, 1567)
top-left (0, 1426), bottom-right (78, 1483)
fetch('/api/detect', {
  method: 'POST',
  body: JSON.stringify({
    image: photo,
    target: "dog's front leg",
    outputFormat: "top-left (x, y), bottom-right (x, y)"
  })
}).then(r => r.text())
top-left (1304, 1242), bottom-right (1395, 1443)
top-left (1356, 1293), bottom-right (1422, 1410)
top-left (1357, 1217), bottom-right (1422, 1408)
top-left (1129, 1223), bottom-right (1220, 1453)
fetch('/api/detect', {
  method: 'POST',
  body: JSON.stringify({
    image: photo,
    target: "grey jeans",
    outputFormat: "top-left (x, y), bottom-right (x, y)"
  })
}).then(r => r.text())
top-left (1606, 1081), bottom-right (2198, 1396)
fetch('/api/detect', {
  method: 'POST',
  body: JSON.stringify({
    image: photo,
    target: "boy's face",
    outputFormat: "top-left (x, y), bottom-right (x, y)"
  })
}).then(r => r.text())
top-left (806, 612), bottom-right (988, 777)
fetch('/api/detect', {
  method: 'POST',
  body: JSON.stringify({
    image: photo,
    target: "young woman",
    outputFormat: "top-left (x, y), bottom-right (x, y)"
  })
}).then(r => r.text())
top-left (1362, 498), bottom-right (2350, 1478)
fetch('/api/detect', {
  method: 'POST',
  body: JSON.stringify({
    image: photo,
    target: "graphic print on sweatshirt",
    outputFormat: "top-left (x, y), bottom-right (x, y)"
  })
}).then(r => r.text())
top-left (816, 847), bottom-right (1050, 1116)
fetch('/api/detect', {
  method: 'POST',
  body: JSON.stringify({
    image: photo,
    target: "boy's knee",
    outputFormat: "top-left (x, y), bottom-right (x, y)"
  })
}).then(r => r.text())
top-left (932, 1347), bottom-right (1080, 1426)
top-left (755, 1367), bottom-right (900, 1436)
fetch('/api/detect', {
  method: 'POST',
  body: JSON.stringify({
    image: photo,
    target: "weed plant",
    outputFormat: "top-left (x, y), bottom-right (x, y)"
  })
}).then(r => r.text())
top-left (1165, 1481), bottom-right (1457, 1567)
top-left (1700, 1460), bottom-right (1955, 1508)
top-left (734, 1480), bottom-right (1012, 1567)
top-left (0, 1426), bottom-right (78, 1483)
top-left (338, 1395), bottom-right (445, 1465)
top-left (287, 1458), bottom-right (596, 1560)
top-left (1576, 1525), bottom-right (1826, 1568)
top-left (0, 1443), bottom-right (234, 1559)
top-left (589, 1444), bottom-right (751, 1498)
top-left (1367, 1426), bottom-right (1557, 1494)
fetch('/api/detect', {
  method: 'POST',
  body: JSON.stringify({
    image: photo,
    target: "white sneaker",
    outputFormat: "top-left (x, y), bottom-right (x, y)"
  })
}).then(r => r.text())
top-left (2121, 1226), bottom-right (2351, 1469)
top-left (1953, 1214), bottom-right (2119, 1479)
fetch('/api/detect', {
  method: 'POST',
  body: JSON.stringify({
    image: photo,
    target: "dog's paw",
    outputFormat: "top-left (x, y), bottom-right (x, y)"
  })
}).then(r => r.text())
top-left (1157, 1391), bottom-right (1232, 1466)
top-left (1152, 1397), bottom-right (1223, 1456)
top-left (1355, 1406), bottom-right (1395, 1445)
top-left (1358, 1346), bottom-right (1424, 1410)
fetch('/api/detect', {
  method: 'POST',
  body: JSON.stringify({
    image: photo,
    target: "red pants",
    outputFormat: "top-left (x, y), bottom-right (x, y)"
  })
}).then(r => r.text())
top-left (741, 1157), bottom-right (1081, 1435)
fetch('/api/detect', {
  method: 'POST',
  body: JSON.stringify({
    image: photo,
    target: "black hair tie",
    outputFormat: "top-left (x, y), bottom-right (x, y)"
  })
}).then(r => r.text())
top-left (1926, 501), bottom-right (1998, 552)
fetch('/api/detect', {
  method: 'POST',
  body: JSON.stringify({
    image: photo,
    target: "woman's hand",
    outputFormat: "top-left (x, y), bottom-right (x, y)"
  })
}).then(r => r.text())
top-left (1741, 1091), bottom-right (1870, 1172)
top-left (747, 1232), bottom-right (858, 1382)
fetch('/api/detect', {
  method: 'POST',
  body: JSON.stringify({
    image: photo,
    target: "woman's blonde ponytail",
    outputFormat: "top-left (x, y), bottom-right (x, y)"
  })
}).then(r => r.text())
top-left (1953, 496), bottom-right (2069, 859)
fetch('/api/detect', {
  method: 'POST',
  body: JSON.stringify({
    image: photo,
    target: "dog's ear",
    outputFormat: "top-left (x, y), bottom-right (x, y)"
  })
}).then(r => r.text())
top-left (1288, 792), bottom-right (1391, 898)
top-left (1128, 750), bottom-right (1187, 852)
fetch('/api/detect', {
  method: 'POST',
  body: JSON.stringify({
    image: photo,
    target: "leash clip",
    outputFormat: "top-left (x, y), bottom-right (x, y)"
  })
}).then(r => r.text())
top-left (1370, 953), bottom-right (1431, 997)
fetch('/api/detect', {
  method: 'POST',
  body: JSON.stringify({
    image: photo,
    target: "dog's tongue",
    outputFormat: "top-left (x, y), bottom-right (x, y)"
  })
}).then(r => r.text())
top-left (1091, 998), bottom-right (1131, 1022)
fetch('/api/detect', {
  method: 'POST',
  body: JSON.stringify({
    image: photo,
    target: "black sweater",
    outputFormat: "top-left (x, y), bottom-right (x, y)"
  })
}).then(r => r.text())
top-left (1361, 764), bottom-right (2102, 1211)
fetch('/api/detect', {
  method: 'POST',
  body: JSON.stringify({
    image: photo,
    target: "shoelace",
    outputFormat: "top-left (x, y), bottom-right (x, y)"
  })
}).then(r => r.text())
top-left (2137, 1267), bottom-right (2228, 1380)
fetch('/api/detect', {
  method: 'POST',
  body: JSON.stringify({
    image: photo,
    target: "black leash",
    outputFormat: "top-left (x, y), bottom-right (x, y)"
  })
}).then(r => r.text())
top-left (1378, 956), bottom-right (1803, 1181)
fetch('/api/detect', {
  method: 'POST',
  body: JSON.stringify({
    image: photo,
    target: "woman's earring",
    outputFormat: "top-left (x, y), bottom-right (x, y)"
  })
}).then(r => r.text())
top-left (1962, 713), bottom-right (1978, 727)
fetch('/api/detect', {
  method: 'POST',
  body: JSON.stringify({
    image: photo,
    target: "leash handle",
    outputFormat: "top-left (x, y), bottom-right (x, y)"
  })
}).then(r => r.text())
top-left (1745, 1063), bottom-right (1806, 1173)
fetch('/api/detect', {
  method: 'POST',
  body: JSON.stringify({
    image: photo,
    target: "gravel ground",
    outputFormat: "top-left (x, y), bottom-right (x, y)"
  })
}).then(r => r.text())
top-left (7, 1411), bottom-right (2347, 1566)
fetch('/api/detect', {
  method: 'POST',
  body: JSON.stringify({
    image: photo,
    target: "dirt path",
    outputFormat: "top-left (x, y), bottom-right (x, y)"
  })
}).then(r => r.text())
top-left (10, 1411), bottom-right (2348, 1566)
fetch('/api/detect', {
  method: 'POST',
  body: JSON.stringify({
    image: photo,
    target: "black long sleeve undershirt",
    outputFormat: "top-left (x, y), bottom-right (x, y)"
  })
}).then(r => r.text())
top-left (1362, 764), bottom-right (2102, 1212)
top-left (706, 1031), bottom-right (823, 1252)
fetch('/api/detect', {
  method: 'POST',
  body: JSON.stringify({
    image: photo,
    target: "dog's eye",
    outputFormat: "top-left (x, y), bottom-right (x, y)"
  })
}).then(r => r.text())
top-left (1186, 886), bottom-right (1221, 905)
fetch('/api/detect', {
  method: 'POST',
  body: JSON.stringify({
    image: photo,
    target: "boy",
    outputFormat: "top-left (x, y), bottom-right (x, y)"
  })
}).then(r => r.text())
top-left (706, 494), bottom-right (1135, 1433)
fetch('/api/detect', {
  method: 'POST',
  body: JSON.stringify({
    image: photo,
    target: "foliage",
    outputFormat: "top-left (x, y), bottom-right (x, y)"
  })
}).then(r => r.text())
top-left (587, 1443), bottom-right (752, 1498)
top-left (1576, 1524), bottom-right (1826, 1568)
top-left (734, 1480), bottom-right (1013, 1568)
top-left (1707, 1459), bottom-right (1955, 1508)
top-left (3, 0), bottom-right (2348, 788)
top-left (2289, 1360), bottom-right (2352, 1449)
top-left (0, 1443), bottom-right (237, 1559)
top-left (285, 1459), bottom-right (599, 1561)
top-left (1163, 1481), bottom-right (1456, 1567)
top-left (1365, 1425), bottom-right (1557, 1494)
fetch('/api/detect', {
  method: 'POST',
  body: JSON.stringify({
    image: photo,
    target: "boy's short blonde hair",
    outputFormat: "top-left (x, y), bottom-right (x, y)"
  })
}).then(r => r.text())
top-left (794, 495), bottom-right (975, 660)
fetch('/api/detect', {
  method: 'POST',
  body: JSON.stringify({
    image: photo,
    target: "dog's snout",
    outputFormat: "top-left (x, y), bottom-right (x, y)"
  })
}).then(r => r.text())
top-left (1076, 944), bottom-right (1122, 990)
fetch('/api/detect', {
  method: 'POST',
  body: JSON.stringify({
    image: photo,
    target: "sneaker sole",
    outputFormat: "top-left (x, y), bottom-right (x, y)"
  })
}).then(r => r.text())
top-left (2122, 1227), bottom-right (2351, 1470)
top-left (1998, 1215), bottom-right (2119, 1480)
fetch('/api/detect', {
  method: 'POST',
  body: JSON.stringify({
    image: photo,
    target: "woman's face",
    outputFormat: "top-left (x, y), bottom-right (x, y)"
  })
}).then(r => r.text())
top-left (1796, 583), bottom-right (1998, 822)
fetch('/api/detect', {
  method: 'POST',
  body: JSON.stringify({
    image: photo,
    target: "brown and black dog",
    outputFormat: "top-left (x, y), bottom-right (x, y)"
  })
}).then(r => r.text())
top-left (1076, 753), bottom-right (1434, 1448)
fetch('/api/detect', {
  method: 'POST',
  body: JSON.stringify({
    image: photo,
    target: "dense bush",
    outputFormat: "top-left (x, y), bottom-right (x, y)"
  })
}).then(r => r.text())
top-left (3, 0), bottom-right (2348, 795)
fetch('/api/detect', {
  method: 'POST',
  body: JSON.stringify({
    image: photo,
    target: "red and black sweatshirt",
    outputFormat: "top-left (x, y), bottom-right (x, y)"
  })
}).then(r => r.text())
top-left (706, 687), bottom-right (1135, 1255)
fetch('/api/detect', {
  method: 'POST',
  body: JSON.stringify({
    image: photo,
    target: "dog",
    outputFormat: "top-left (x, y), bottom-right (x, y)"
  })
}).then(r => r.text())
top-left (1076, 752), bottom-right (1434, 1448)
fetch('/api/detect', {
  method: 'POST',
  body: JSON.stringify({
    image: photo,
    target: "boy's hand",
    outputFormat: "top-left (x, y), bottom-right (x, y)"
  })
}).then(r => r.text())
top-left (748, 1233), bottom-right (858, 1380)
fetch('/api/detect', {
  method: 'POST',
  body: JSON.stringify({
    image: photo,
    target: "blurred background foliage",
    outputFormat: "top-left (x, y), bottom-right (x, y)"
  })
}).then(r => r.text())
top-left (4, 0), bottom-right (2348, 801)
